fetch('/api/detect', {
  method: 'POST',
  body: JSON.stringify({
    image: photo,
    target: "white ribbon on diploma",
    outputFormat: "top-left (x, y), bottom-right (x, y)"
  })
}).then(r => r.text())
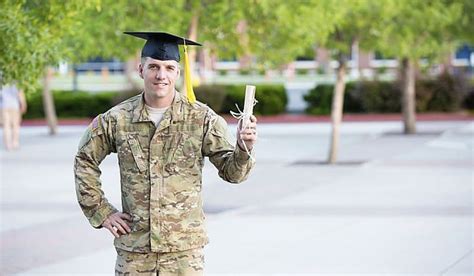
top-left (230, 85), bottom-right (257, 161)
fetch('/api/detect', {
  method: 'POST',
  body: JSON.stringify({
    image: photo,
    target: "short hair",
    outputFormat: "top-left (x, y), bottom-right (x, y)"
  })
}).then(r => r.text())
top-left (140, 57), bottom-right (180, 69)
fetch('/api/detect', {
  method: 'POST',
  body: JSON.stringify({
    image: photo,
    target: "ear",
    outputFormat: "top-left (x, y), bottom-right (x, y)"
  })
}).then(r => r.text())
top-left (176, 67), bottom-right (181, 79)
top-left (138, 63), bottom-right (144, 79)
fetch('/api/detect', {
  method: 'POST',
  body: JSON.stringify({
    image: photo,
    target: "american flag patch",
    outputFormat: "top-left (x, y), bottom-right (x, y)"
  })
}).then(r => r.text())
top-left (91, 116), bottom-right (100, 129)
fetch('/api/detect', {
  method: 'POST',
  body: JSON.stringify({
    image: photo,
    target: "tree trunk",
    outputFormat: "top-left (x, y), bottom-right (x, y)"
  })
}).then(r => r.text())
top-left (327, 56), bottom-right (347, 164)
top-left (199, 48), bottom-right (212, 83)
top-left (72, 64), bottom-right (78, 92)
top-left (401, 58), bottom-right (416, 134)
top-left (42, 67), bottom-right (58, 135)
top-left (186, 13), bottom-right (199, 87)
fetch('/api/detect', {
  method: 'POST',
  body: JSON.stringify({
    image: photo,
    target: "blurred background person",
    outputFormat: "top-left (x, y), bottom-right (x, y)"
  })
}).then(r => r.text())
top-left (0, 82), bottom-right (27, 151)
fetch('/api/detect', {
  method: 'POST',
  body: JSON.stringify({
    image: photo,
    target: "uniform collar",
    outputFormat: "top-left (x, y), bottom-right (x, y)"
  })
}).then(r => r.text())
top-left (132, 91), bottom-right (185, 125)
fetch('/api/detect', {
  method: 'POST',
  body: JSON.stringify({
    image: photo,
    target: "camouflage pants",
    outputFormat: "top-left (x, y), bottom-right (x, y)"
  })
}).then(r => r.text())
top-left (115, 247), bottom-right (204, 275)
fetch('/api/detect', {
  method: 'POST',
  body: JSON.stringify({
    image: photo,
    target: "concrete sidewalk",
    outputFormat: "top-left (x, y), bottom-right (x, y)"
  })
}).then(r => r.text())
top-left (20, 112), bottom-right (474, 127)
top-left (1, 120), bottom-right (472, 275)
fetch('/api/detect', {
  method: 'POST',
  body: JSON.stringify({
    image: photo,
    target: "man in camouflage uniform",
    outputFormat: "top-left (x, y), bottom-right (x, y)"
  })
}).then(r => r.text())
top-left (74, 32), bottom-right (257, 275)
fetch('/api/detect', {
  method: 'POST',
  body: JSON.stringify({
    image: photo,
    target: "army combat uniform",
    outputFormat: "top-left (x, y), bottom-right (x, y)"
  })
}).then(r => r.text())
top-left (74, 91), bottom-right (255, 275)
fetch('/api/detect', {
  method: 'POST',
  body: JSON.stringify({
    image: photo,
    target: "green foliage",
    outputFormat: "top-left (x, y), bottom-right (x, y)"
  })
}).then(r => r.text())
top-left (354, 81), bottom-right (401, 112)
top-left (375, 67), bottom-right (388, 75)
top-left (303, 84), bottom-right (334, 115)
top-left (198, 84), bottom-right (287, 115)
top-left (327, 0), bottom-right (395, 56)
top-left (195, 85), bottom-right (228, 112)
top-left (239, 69), bottom-right (252, 75)
top-left (24, 85), bottom-right (287, 119)
top-left (463, 88), bottom-right (474, 110)
top-left (304, 75), bottom-right (468, 114)
top-left (0, 0), bottom-right (99, 91)
top-left (296, 69), bottom-right (309, 75)
top-left (416, 73), bottom-right (464, 112)
top-left (316, 67), bottom-right (326, 75)
top-left (221, 85), bottom-right (246, 114)
top-left (253, 84), bottom-right (288, 115)
top-left (256, 68), bottom-right (266, 75)
top-left (217, 70), bottom-right (228, 76)
top-left (198, 0), bottom-right (247, 60)
top-left (243, 0), bottom-right (337, 68)
top-left (304, 83), bottom-right (363, 115)
top-left (374, 0), bottom-right (463, 62)
top-left (25, 91), bottom-right (119, 119)
top-left (4, 0), bottom-right (471, 99)
top-left (457, 0), bottom-right (474, 44)
top-left (66, 0), bottom-right (186, 62)
top-left (66, 0), bottom-right (271, 69)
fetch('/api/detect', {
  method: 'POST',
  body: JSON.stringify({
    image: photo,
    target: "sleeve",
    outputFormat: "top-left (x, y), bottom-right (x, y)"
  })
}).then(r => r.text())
top-left (201, 110), bottom-right (255, 183)
top-left (74, 113), bottom-right (118, 228)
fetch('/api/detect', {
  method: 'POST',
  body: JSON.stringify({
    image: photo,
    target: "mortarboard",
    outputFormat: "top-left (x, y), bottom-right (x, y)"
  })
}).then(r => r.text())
top-left (124, 31), bottom-right (202, 103)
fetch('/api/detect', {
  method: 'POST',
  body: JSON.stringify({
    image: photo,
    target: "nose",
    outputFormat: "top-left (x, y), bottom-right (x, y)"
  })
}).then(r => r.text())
top-left (155, 68), bottom-right (165, 80)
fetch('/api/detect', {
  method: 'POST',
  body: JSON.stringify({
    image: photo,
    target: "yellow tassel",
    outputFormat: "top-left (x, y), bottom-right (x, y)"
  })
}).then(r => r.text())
top-left (183, 44), bottom-right (196, 103)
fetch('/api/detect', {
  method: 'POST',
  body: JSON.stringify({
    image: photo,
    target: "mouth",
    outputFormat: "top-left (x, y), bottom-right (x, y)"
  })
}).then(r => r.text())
top-left (153, 82), bottom-right (168, 87)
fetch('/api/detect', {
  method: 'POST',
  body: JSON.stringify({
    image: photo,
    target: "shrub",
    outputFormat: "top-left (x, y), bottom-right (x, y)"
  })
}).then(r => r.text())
top-left (25, 90), bottom-right (119, 119)
top-left (304, 83), bottom-right (362, 115)
top-left (24, 92), bottom-right (44, 119)
top-left (195, 85), bottom-right (227, 112)
top-left (426, 73), bottom-right (463, 112)
top-left (217, 70), bottom-right (228, 76)
top-left (296, 69), bottom-right (309, 75)
top-left (462, 88), bottom-right (474, 110)
top-left (239, 69), bottom-right (251, 75)
top-left (303, 84), bottom-right (334, 115)
top-left (130, 84), bottom-right (282, 115)
top-left (415, 79), bottom-right (436, 112)
top-left (316, 66), bottom-right (326, 75)
top-left (256, 68), bottom-right (266, 75)
top-left (253, 84), bottom-right (287, 115)
top-left (111, 90), bottom-right (141, 105)
top-left (221, 85), bottom-right (246, 114)
top-left (304, 73), bottom-right (469, 114)
top-left (375, 66), bottom-right (388, 75)
top-left (356, 81), bottom-right (400, 113)
top-left (24, 84), bottom-right (288, 119)
top-left (217, 84), bottom-right (287, 115)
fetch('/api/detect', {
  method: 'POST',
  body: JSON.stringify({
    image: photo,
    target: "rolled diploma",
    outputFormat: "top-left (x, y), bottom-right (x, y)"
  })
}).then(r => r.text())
top-left (242, 85), bottom-right (256, 127)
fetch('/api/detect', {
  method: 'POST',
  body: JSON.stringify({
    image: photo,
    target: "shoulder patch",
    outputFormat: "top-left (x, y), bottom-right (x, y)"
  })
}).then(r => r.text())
top-left (91, 116), bottom-right (100, 130)
top-left (78, 115), bottom-right (102, 150)
top-left (78, 127), bottom-right (92, 150)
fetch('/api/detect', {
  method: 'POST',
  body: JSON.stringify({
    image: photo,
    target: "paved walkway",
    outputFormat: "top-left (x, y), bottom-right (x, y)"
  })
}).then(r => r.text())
top-left (1, 120), bottom-right (472, 275)
top-left (20, 112), bottom-right (474, 127)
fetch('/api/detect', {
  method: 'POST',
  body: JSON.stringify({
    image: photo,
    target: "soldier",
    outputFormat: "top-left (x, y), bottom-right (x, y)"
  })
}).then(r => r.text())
top-left (74, 32), bottom-right (257, 275)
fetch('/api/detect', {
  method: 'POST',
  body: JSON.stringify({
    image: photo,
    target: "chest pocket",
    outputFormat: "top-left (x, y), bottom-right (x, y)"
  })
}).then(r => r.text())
top-left (181, 132), bottom-right (200, 165)
top-left (165, 124), bottom-right (202, 170)
top-left (127, 133), bottom-right (147, 172)
top-left (170, 132), bottom-right (199, 168)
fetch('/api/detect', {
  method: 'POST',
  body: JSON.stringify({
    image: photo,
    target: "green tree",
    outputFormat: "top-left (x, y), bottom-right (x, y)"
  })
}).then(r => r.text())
top-left (240, 0), bottom-right (336, 69)
top-left (314, 0), bottom-right (395, 164)
top-left (222, 0), bottom-right (395, 164)
top-left (374, 0), bottom-right (463, 134)
top-left (451, 0), bottom-right (474, 44)
top-left (67, 0), bottom-right (245, 88)
top-left (0, 0), bottom-right (99, 134)
top-left (64, 0), bottom-right (186, 90)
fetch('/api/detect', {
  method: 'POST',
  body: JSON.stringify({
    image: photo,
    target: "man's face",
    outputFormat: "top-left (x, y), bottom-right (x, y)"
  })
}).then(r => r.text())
top-left (139, 57), bottom-right (180, 100)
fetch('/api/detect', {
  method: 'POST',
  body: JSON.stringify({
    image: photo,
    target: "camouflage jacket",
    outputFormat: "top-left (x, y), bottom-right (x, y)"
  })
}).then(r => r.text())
top-left (74, 91), bottom-right (254, 253)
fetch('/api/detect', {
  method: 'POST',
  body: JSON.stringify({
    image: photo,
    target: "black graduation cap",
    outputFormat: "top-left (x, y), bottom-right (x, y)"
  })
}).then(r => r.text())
top-left (124, 31), bottom-right (202, 62)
